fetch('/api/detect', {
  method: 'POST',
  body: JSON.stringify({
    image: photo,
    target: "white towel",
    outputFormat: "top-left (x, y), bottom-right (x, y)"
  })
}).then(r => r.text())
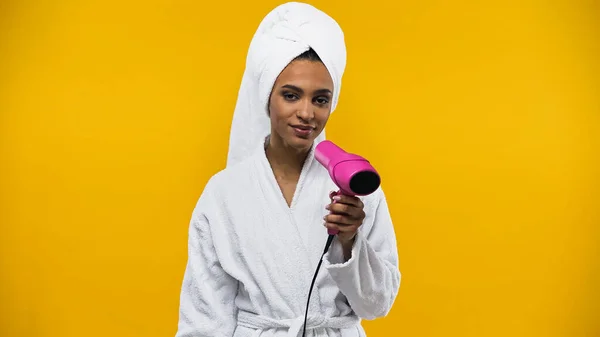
top-left (226, 1), bottom-right (347, 167)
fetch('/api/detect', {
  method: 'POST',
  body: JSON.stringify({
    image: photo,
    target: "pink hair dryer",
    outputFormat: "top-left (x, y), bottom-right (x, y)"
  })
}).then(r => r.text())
top-left (315, 140), bottom-right (381, 235)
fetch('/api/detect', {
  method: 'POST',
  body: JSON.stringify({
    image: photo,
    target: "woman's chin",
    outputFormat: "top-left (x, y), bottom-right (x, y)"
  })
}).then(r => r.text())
top-left (285, 136), bottom-right (314, 151)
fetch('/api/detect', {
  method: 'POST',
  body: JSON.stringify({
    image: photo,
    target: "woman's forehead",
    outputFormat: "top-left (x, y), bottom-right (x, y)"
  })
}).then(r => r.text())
top-left (275, 60), bottom-right (334, 91)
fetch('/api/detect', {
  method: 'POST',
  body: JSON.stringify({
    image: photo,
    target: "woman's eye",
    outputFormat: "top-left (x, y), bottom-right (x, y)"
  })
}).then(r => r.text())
top-left (315, 97), bottom-right (330, 105)
top-left (283, 93), bottom-right (298, 100)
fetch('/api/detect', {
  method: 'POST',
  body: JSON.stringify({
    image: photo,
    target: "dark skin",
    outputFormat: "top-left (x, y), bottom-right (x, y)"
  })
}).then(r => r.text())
top-left (266, 59), bottom-right (366, 260)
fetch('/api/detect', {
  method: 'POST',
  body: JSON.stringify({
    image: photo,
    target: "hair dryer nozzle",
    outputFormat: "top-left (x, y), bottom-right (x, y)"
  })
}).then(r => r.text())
top-left (349, 170), bottom-right (381, 195)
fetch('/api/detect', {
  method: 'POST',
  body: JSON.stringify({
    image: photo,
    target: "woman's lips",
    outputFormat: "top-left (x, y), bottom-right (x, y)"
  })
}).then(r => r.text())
top-left (290, 125), bottom-right (314, 137)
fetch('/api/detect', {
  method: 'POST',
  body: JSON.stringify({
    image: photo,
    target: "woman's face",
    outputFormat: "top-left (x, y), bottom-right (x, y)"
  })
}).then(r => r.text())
top-left (268, 59), bottom-right (334, 152)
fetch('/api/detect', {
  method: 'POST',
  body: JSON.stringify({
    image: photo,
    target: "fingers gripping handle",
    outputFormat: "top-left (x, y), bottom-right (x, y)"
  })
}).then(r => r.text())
top-left (327, 190), bottom-right (343, 235)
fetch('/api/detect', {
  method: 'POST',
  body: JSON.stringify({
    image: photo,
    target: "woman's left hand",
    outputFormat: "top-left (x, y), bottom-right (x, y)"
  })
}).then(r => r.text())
top-left (324, 192), bottom-right (366, 245)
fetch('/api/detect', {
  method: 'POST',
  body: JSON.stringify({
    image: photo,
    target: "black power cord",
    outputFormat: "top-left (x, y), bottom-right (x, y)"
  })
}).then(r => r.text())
top-left (301, 234), bottom-right (336, 337)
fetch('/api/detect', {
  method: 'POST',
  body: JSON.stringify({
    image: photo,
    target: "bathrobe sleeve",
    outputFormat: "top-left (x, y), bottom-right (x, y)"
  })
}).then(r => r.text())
top-left (322, 189), bottom-right (401, 320)
top-left (175, 206), bottom-right (239, 337)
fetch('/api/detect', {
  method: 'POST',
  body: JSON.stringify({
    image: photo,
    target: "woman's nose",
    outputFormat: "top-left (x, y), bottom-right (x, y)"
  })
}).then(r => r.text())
top-left (296, 100), bottom-right (314, 121)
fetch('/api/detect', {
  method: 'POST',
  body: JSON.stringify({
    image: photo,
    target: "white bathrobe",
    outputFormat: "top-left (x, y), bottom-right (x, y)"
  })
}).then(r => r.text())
top-left (175, 139), bottom-right (401, 337)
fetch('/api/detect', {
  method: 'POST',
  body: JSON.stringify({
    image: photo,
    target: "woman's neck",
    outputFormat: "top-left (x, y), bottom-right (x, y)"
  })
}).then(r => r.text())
top-left (265, 135), bottom-right (311, 178)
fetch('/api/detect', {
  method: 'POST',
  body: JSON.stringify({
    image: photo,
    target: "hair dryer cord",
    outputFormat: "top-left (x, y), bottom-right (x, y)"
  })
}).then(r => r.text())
top-left (301, 234), bottom-right (335, 337)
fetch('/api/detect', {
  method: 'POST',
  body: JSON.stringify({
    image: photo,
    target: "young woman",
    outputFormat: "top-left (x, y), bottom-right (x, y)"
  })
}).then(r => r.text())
top-left (175, 3), bottom-right (400, 337)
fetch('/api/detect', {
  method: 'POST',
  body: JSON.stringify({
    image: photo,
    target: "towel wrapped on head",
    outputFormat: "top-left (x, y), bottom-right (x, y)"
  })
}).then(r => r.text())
top-left (226, 2), bottom-right (347, 167)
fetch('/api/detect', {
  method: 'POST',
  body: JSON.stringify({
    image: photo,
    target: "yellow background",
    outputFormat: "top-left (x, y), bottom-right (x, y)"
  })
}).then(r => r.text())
top-left (1, 0), bottom-right (598, 336)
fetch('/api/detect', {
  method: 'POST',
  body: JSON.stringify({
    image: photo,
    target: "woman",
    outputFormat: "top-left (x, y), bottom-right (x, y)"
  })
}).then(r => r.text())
top-left (175, 3), bottom-right (400, 337)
